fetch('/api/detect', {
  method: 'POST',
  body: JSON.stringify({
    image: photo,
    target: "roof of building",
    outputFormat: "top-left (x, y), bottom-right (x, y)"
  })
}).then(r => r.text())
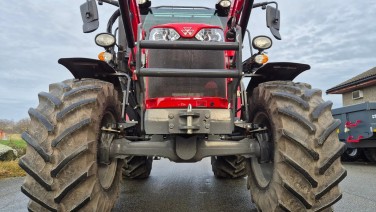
top-left (326, 67), bottom-right (376, 94)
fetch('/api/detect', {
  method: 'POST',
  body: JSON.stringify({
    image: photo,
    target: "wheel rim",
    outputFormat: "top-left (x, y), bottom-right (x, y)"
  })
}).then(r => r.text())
top-left (98, 110), bottom-right (118, 190)
top-left (251, 111), bottom-right (274, 188)
top-left (346, 148), bottom-right (358, 157)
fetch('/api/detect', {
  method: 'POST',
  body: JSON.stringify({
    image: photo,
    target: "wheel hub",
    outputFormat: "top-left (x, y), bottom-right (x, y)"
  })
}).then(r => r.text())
top-left (251, 111), bottom-right (274, 188)
top-left (98, 111), bottom-right (118, 190)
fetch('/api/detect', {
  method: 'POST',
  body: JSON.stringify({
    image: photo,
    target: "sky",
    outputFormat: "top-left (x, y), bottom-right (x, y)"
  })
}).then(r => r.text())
top-left (0, 0), bottom-right (376, 121)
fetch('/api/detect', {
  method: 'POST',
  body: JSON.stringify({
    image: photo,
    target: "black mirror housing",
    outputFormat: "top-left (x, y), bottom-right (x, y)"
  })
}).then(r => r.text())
top-left (80, 0), bottom-right (99, 33)
top-left (266, 6), bottom-right (281, 40)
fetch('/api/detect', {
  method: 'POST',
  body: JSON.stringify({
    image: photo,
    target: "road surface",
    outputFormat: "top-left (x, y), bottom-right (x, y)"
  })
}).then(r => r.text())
top-left (1, 159), bottom-right (375, 212)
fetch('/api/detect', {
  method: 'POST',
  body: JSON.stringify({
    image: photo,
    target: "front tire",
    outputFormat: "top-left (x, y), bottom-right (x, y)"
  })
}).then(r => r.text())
top-left (247, 81), bottom-right (346, 211)
top-left (122, 156), bottom-right (153, 179)
top-left (211, 156), bottom-right (247, 179)
top-left (20, 79), bottom-right (122, 212)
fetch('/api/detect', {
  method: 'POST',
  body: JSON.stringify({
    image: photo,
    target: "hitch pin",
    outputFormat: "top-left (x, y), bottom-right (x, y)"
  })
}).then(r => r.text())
top-left (187, 104), bottom-right (193, 134)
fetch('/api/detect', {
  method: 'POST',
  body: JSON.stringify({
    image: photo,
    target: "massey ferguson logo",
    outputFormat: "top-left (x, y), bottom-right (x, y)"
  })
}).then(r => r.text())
top-left (181, 27), bottom-right (195, 36)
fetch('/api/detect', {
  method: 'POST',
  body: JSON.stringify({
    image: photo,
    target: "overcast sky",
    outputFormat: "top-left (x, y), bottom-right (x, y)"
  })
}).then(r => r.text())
top-left (0, 0), bottom-right (376, 121)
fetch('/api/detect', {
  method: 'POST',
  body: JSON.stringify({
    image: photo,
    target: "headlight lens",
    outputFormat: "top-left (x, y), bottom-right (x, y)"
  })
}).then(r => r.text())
top-left (95, 33), bottom-right (116, 48)
top-left (149, 28), bottom-right (180, 41)
top-left (254, 54), bottom-right (269, 65)
top-left (195, 28), bottom-right (224, 42)
top-left (137, 0), bottom-right (148, 4)
top-left (252, 36), bottom-right (272, 50)
top-left (219, 0), bottom-right (231, 7)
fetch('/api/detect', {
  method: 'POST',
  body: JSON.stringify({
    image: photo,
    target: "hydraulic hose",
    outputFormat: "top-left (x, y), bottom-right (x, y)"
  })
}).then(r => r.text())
top-left (107, 9), bottom-right (121, 33)
top-left (118, 0), bottom-right (136, 49)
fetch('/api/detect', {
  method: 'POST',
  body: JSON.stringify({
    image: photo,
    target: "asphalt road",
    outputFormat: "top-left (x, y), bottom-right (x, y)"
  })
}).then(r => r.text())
top-left (1, 159), bottom-right (375, 212)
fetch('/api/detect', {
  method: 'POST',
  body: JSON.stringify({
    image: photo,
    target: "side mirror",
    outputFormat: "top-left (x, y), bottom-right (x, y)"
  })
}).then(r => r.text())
top-left (80, 0), bottom-right (99, 33)
top-left (266, 6), bottom-right (281, 40)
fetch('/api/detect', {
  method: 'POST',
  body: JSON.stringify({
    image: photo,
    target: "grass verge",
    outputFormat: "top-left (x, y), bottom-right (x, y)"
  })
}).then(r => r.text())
top-left (0, 139), bottom-right (27, 149)
top-left (0, 134), bottom-right (27, 156)
top-left (0, 160), bottom-right (25, 179)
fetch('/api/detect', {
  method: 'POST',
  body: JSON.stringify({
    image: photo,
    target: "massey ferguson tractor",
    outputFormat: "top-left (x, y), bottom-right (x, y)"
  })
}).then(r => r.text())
top-left (20, 0), bottom-right (346, 211)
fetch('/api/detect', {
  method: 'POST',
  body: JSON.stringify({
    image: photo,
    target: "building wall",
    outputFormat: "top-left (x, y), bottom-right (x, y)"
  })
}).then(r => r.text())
top-left (343, 86), bottom-right (376, 106)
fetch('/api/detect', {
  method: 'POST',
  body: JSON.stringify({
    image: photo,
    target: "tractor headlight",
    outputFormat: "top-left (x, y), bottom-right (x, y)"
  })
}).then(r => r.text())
top-left (149, 28), bottom-right (180, 41)
top-left (252, 36), bottom-right (272, 51)
top-left (195, 28), bottom-right (224, 42)
top-left (219, 0), bottom-right (231, 7)
top-left (95, 33), bottom-right (116, 48)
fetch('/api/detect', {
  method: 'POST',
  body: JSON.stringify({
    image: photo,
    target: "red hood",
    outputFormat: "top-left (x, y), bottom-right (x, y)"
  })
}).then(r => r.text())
top-left (150, 23), bottom-right (222, 38)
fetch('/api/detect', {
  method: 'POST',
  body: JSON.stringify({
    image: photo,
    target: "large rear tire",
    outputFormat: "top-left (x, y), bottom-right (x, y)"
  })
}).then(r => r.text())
top-left (341, 147), bottom-right (362, 162)
top-left (20, 79), bottom-right (122, 212)
top-left (122, 156), bottom-right (153, 179)
top-left (363, 148), bottom-right (376, 162)
top-left (247, 81), bottom-right (346, 211)
top-left (211, 156), bottom-right (247, 178)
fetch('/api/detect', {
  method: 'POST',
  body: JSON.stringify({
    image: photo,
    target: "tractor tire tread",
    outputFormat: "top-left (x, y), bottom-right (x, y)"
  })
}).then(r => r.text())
top-left (211, 156), bottom-right (247, 179)
top-left (20, 79), bottom-right (122, 212)
top-left (247, 81), bottom-right (345, 211)
top-left (123, 156), bottom-right (153, 179)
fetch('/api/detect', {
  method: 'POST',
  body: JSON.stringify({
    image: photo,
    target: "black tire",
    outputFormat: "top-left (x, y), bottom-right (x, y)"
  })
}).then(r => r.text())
top-left (247, 81), bottom-right (346, 211)
top-left (122, 156), bottom-right (153, 179)
top-left (20, 79), bottom-right (123, 212)
top-left (341, 147), bottom-right (362, 162)
top-left (211, 156), bottom-right (247, 178)
top-left (363, 148), bottom-right (376, 162)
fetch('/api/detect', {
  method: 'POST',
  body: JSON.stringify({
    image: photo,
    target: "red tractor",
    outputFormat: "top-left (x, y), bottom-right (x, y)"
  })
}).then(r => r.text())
top-left (20, 0), bottom-right (346, 211)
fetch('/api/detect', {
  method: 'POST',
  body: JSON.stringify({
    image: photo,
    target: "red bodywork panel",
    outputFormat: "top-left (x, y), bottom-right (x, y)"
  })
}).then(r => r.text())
top-left (145, 22), bottom-right (229, 110)
top-left (146, 97), bottom-right (229, 109)
top-left (151, 23), bottom-right (222, 38)
top-left (129, 0), bottom-right (141, 42)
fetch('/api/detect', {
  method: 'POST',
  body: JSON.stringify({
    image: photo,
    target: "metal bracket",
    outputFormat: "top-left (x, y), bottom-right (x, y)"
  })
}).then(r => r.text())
top-left (255, 132), bottom-right (271, 164)
top-left (98, 132), bottom-right (115, 165)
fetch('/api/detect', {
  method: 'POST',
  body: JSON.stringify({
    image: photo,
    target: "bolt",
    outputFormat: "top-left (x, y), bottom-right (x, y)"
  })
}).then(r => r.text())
top-left (168, 114), bottom-right (174, 119)
top-left (205, 113), bottom-right (210, 119)
top-left (205, 124), bottom-right (210, 129)
top-left (169, 123), bottom-right (174, 129)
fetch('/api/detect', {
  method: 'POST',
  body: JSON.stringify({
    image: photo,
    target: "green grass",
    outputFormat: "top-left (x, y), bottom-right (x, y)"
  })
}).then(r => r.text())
top-left (0, 134), bottom-right (27, 156)
top-left (0, 139), bottom-right (26, 149)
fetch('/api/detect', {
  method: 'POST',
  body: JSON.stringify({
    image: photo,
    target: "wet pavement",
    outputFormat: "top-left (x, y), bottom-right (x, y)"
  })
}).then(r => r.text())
top-left (1, 159), bottom-right (376, 212)
top-left (113, 158), bottom-right (256, 212)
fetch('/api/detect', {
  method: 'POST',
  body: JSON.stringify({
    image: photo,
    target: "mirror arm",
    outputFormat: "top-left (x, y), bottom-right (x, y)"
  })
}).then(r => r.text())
top-left (99, 0), bottom-right (119, 7)
top-left (252, 1), bottom-right (279, 23)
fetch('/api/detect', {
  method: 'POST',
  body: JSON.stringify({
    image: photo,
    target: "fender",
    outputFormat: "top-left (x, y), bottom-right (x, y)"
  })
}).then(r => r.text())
top-left (58, 57), bottom-right (122, 89)
top-left (246, 62), bottom-right (310, 93)
top-left (58, 57), bottom-right (141, 122)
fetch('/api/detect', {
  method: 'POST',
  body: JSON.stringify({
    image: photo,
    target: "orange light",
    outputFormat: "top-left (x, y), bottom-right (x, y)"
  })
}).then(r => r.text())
top-left (98, 52), bottom-right (113, 62)
top-left (98, 52), bottom-right (106, 61)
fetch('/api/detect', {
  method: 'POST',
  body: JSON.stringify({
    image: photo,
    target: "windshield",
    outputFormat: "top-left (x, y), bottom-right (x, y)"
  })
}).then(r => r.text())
top-left (142, 7), bottom-right (225, 34)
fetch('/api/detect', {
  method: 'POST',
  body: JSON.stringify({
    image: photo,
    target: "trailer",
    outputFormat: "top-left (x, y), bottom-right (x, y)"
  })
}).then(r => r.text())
top-left (332, 101), bottom-right (376, 162)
